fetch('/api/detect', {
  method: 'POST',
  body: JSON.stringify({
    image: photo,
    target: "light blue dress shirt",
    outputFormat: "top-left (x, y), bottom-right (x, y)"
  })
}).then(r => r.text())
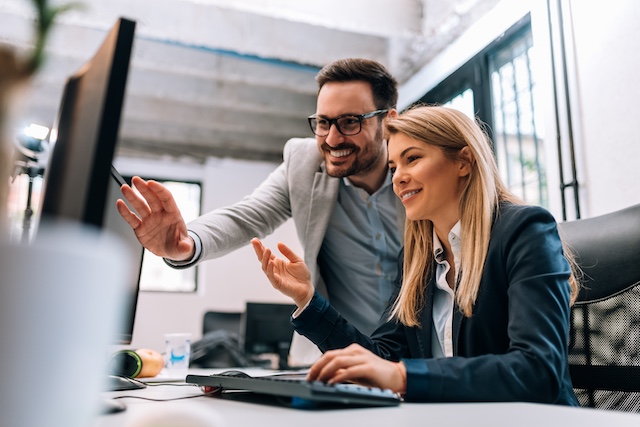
top-left (317, 173), bottom-right (402, 336)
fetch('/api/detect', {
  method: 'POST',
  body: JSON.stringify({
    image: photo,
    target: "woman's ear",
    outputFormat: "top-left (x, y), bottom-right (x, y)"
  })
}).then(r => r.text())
top-left (458, 146), bottom-right (474, 177)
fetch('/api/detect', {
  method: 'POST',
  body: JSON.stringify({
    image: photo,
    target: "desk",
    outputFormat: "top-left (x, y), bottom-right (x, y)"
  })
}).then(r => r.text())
top-left (93, 370), bottom-right (640, 427)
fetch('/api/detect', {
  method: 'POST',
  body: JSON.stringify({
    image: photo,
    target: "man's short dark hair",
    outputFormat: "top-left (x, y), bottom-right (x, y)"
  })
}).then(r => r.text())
top-left (315, 58), bottom-right (398, 110)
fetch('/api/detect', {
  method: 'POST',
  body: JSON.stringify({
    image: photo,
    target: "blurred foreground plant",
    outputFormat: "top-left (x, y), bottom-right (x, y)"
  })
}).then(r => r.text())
top-left (0, 0), bottom-right (81, 232)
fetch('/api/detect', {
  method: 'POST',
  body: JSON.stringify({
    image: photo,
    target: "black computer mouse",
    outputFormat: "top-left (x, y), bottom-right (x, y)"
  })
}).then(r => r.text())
top-left (218, 370), bottom-right (251, 378)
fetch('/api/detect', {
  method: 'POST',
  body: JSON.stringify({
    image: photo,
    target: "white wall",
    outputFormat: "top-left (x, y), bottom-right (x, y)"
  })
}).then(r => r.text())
top-left (114, 155), bottom-right (300, 350)
top-left (564, 0), bottom-right (640, 216)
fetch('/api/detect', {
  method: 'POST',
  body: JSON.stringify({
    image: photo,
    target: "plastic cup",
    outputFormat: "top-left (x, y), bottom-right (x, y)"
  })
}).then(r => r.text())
top-left (164, 333), bottom-right (192, 379)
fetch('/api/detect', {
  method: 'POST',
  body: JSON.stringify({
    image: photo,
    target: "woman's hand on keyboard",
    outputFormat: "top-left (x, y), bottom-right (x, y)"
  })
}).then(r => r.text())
top-left (251, 238), bottom-right (314, 309)
top-left (307, 343), bottom-right (407, 394)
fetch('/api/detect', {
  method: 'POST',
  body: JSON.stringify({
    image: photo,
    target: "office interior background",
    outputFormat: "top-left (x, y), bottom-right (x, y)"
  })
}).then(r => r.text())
top-left (2, 0), bottom-right (639, 352)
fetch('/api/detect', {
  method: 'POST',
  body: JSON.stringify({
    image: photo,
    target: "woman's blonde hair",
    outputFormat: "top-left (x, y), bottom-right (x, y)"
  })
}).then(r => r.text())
top-left (386, 105), bottom-right (579, 326)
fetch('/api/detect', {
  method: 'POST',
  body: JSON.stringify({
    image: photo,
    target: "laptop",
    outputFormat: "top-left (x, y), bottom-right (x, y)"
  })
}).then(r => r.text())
top-left (186, 370), bottom-right (401, 408)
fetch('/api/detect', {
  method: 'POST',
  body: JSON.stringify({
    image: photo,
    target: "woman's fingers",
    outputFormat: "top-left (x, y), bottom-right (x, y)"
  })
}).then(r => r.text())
top-left (308, 345), bottom-right (363, 381)
top-left (308, 345), bottom-right (404, 392)
top-left (316, 354), bottom-right (363, 384)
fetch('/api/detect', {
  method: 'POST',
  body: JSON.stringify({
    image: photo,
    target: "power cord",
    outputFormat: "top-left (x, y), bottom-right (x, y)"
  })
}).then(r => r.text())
top-left (111, 383), bottom-right (221, 402)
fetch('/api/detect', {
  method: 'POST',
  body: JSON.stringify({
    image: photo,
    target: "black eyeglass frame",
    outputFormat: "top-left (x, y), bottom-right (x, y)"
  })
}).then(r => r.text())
top-left (307, 109), bottom-right (389, 136)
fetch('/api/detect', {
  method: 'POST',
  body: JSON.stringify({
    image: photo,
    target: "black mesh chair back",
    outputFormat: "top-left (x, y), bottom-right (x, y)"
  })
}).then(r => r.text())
top-left (190, 311), bottom-right (245, 368)
top-left (558, 203), bottom-right (640, 412)
top-left (202, 311), bottom-right (243, 336)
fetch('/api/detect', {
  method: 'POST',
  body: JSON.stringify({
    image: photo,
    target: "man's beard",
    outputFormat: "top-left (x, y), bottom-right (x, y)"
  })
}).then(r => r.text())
top-left (325, 125), bottom-right (385, 178)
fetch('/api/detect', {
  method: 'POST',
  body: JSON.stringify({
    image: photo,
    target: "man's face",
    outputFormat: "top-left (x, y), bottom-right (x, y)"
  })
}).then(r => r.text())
top-left (314, 81), bottom-right (387, 179)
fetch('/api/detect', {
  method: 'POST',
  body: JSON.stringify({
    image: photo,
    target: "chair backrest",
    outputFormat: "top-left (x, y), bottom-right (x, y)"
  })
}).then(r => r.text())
top-left (558, 203), bottom-right (640, 412)
top-left (191, 311), bottom-right (245, 368)
top-left (202, 311), bottom-right (243, 336)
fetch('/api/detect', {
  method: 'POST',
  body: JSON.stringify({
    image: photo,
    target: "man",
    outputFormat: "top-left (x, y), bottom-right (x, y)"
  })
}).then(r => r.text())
top-left (117, 58), bottom-right (405, 364)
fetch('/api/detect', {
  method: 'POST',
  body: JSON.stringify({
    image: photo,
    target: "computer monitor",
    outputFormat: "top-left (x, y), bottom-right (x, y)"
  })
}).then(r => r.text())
top-left (38, 17), bottom-right (137, 343)
top-left (35, 17), bottom-right (141, 409)
top-left (39, 17), bottom-right (134, 229)
top-left (104, 167), bottom-right (145, 345)
top-left (243, 302), bottom-right (297, 370)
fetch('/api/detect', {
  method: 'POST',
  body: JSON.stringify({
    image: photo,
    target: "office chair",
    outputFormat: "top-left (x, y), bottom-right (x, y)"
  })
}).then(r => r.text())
top-left (190, 311), bottom-right (247, 368)
top-left (558, 203), bottom-right (640, 412)
top-left (202, 311), bottom-right (243, 336)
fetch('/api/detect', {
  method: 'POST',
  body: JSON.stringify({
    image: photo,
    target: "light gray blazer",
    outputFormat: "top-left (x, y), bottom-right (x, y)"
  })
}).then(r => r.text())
top-left (188, 137), bottom-right (406, 299)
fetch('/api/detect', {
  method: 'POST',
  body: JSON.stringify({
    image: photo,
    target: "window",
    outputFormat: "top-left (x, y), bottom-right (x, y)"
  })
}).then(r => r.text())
top-left (131, 179), bottom-right (202, 292)
top-left (444, 88), bottom-right (475, 120)
top-left (420, 15), bottom-right (549, 208)
top-left (489, 29), bottom-right (547, 207)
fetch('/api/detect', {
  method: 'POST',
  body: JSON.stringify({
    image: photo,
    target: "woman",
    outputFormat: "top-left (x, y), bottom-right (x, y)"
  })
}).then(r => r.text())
top-left (251, 105), bottom-right (580, 405)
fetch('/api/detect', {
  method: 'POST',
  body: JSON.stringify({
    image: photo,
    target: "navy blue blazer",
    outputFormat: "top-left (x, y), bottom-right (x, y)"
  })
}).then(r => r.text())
top-left (293, 203), bottom-right (579, 405)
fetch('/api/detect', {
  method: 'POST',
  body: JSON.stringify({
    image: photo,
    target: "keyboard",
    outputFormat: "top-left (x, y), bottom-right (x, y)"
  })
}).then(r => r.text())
top-left (186, 371), bottom-right (401, 407)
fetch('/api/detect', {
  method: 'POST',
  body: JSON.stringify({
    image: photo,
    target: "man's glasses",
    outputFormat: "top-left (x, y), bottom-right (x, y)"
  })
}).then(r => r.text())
top-left (308, 109), bottom-right (389, 136)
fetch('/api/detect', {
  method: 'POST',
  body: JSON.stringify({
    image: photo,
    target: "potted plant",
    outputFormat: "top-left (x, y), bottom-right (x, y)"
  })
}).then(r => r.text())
top-left (0, 0), bottom-right (80, 233)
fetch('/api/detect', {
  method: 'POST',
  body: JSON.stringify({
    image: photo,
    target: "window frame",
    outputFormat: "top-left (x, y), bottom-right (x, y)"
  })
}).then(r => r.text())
top-left (418, 14), bottom-right (533, 150)
top-left (123, 174), bottom-right (203, 293)
top-left (417, 14), bottom-right (558, 210)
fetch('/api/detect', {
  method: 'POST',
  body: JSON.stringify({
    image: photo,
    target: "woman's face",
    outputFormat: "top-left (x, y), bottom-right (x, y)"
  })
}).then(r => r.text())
top-left (388, 133), bottom-right (469, 224)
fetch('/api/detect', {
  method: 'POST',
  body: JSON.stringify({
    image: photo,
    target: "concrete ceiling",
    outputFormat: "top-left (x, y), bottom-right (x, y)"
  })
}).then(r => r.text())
top-left (0, 0), bottom-right (499, 163)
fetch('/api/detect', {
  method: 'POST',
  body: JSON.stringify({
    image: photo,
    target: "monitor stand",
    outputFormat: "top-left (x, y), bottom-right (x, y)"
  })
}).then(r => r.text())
top-left (276, 342), bottom-right (291, 370)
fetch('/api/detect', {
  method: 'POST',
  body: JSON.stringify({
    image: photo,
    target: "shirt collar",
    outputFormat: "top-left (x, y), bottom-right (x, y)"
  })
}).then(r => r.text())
top-left (432, 221), bottom-right (462, 262)
top-left (343, 170), bottom-right (393, 190)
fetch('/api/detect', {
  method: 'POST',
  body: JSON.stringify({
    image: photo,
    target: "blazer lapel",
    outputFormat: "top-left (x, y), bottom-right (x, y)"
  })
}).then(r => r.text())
top-left (415, 271), bottom-right (436, 358)
top-left (303, 170), bottom-right (339, 296)
top-left (452, 305), bottom-right (464, 355)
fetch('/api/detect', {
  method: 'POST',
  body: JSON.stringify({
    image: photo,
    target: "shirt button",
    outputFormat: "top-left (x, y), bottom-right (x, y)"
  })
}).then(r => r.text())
top-left (375, 233), bottom-right (381, 240)
top-left (367, 202), bottom-right (373, 208)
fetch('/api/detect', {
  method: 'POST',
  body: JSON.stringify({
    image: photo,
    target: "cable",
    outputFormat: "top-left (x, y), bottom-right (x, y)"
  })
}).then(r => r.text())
top-left (111, 384), bottom-right (220, 402)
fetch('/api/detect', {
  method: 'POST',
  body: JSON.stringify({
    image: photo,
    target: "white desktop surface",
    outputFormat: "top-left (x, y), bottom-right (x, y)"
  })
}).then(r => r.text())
top-left (92, 369), bottom-right (640, 427)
